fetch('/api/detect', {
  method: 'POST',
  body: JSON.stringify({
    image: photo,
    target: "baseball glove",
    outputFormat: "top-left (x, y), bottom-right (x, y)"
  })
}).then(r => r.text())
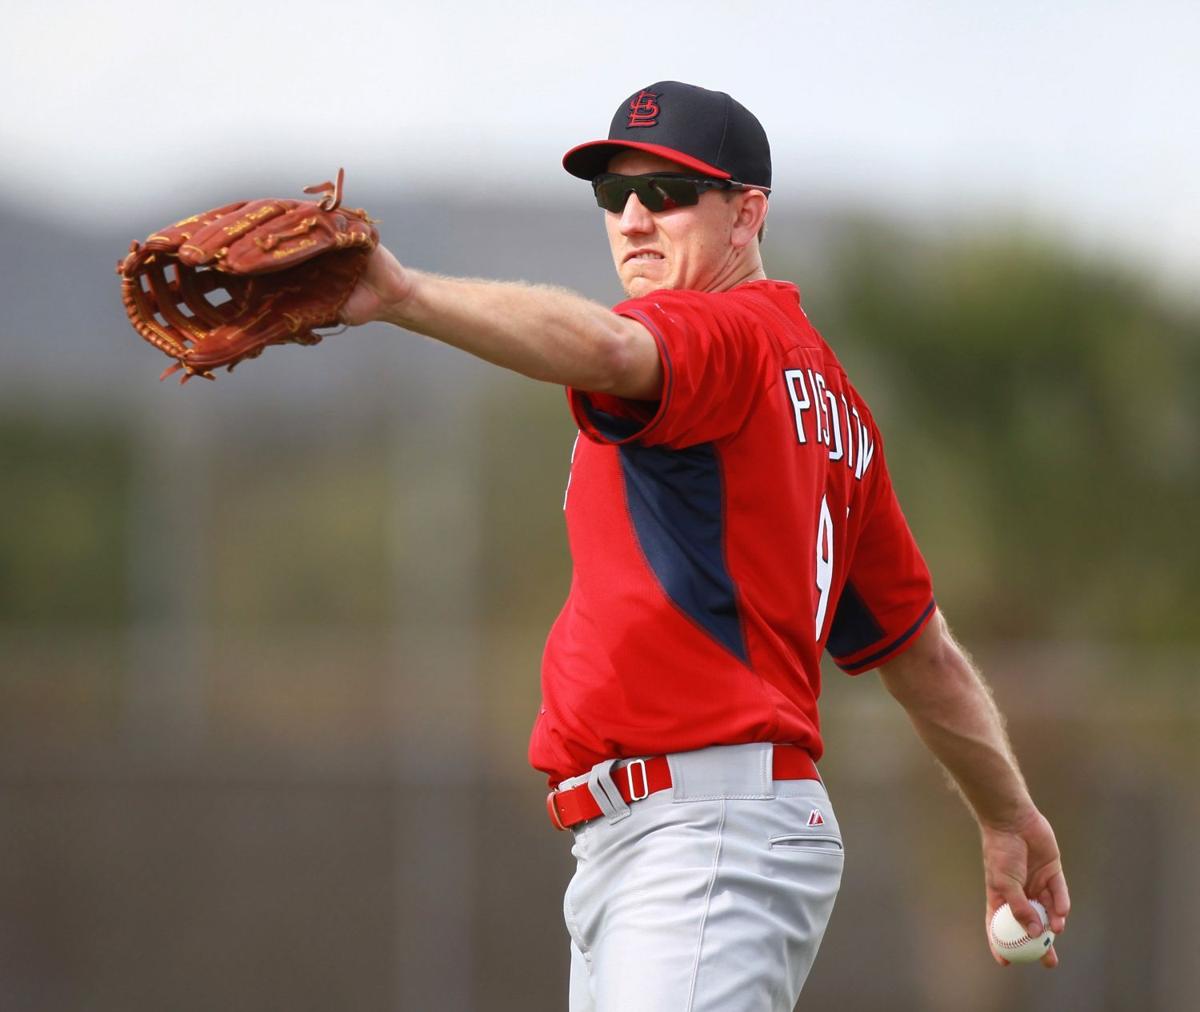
top-left (116, 168), bottom-right (378, 383)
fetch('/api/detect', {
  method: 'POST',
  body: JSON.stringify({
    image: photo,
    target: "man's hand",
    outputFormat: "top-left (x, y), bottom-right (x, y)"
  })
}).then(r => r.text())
top-left (981, 807), bottom-right (1070, 968)
top-left (340, 244), bottom-right (414, 327)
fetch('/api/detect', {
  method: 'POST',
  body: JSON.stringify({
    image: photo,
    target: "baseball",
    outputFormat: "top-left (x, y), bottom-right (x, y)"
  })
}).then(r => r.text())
top-left (989, 900), bottom-right (1055, 963)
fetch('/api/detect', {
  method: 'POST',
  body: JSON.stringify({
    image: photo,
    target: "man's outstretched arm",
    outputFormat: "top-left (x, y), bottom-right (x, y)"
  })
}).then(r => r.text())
top-left (877, 609), bottom-right (1070, 967)
top-left (340, 244), bottom-right (662, 400)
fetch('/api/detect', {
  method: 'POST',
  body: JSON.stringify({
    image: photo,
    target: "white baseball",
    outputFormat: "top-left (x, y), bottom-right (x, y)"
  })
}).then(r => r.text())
top-left (989, 899), bottom-right (1055, 963)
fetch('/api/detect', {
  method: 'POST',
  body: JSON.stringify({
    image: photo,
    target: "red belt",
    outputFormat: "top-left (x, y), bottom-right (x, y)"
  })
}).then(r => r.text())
top-left (546, 745), bottom-right (818, 831)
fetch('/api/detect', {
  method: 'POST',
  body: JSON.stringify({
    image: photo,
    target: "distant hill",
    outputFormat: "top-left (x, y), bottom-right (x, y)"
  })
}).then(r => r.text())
top-left (0, 191), bottom-right (844, 408)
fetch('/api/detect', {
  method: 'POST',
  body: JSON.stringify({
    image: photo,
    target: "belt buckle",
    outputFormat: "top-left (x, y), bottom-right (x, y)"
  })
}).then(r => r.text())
top-left (625, 757), bottom-right (649, 801)
top-left (546, 790), bottom-right (567, 831)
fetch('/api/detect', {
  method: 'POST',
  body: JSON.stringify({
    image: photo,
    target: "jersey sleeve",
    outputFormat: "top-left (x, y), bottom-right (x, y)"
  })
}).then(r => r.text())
top-left (568, 289), bottom-right (767, 449)
top-left (826, 457), bottom-right (936, 675)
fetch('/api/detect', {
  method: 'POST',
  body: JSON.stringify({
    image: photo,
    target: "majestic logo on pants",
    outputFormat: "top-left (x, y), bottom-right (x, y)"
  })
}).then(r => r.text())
top-left (807, 808), bottom-right (826, 827)
top-left (627, 90), bottom-right (661, 128)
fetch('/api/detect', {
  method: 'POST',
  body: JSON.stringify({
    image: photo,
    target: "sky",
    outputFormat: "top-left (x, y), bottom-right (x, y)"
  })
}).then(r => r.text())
top-left (3, 0), bottom-right (1198, 283)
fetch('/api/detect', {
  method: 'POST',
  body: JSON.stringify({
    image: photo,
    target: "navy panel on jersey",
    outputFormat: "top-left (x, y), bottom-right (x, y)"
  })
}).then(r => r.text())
top-left (581, 403), bottom-right (644, 442)
top-left (836, 599), bottom-right (937, 674)
top-left (826, 582), bottom-right (885, 660)
top-left (617, 439), bottom-right (748, 663)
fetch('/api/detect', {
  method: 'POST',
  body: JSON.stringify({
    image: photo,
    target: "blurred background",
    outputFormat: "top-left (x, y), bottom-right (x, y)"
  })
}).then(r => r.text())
top-left (1, 2), bottom-right (1197, 1009)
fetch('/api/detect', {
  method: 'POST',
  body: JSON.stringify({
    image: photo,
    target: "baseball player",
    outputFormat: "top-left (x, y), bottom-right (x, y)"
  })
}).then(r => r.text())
top-left (341, 81), bottom-right (1070, 1010)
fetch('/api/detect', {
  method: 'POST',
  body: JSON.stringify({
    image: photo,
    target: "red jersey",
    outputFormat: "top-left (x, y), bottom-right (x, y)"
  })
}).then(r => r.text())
top-left (529, 280), bottom-right (935, 785)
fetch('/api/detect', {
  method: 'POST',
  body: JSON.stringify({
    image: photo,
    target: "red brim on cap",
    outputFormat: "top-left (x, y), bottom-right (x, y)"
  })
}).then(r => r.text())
top-left (562, 140), bottom-right (731, 181)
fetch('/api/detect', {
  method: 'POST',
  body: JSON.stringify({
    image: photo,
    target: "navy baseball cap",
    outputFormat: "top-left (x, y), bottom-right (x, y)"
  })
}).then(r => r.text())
top-left (563, 81), bottom-right (771, 190)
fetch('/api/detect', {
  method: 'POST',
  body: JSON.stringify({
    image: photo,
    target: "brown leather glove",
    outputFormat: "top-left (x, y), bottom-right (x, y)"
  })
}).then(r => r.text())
top-left (117, 169), bottom-right (378, 382)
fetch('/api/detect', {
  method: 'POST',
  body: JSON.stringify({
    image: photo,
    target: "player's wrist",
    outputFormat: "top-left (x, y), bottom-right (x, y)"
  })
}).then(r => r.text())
top-left (976, 798), bottom-right (1042, 835)
top-left (375, 264), bottom-right (425, 329)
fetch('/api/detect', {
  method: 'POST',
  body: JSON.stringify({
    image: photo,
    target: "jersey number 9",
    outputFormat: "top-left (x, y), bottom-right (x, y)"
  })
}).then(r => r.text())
top-left (814, 494), bottom-right (834, 640)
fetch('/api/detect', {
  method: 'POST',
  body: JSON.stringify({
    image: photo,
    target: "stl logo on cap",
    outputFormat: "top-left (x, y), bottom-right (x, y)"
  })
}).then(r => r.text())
top-left (627, 90), bottom-right (660, 128)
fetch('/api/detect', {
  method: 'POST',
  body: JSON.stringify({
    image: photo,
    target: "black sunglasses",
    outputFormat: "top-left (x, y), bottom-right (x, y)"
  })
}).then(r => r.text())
top-left (591, 172), bottom-right (759, 213)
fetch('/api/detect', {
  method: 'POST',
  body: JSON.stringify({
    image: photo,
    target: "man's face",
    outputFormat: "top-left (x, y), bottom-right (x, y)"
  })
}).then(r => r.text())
top-left (602, 150), bottom-right (747, 298)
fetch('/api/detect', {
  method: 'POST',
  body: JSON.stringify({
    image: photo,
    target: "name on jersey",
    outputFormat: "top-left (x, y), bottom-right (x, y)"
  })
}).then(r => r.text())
top-left (783, 368), bottom-right (874, 480)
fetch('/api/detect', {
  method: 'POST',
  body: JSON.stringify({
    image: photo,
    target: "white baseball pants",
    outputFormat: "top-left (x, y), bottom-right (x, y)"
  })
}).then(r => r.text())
top-left (560, 743), bottom-right (844, 1012)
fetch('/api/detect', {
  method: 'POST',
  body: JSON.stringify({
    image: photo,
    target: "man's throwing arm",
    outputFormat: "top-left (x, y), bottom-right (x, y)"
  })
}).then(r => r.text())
top-left (877, 609), bottom-right (1071, 967)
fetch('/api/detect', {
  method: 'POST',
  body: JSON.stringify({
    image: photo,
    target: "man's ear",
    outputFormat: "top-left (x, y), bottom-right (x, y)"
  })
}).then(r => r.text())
top-left (732, 190), bottom-right (768, 248)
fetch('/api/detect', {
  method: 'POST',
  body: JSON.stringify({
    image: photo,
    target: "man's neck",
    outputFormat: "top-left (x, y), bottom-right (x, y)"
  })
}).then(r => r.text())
top-left (709, 254), bottom-right (768, 293)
